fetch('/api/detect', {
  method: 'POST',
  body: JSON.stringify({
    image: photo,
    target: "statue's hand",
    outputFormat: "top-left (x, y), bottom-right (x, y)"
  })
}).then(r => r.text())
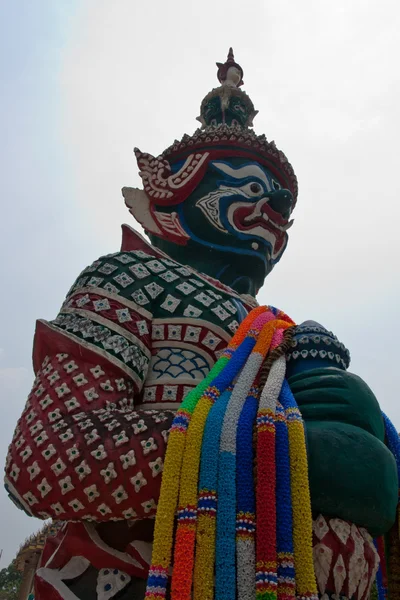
top-left (289, 367), bottom-right (398, 536)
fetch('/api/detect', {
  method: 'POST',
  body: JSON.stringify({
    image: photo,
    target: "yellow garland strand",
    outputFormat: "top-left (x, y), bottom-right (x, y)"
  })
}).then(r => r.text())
top-left (179, 397), bottom-right (216, 508)
top-left (150, 363), bottom-right (227, 570)
top-left (286, 410), bottom-right (318, 597)
top-left (194, 511), bottom-right (216, 600)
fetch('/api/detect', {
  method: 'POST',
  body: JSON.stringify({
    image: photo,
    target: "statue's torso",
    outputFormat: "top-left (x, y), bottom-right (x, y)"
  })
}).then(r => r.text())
top-left (5, 231), bottom-right (398, 600)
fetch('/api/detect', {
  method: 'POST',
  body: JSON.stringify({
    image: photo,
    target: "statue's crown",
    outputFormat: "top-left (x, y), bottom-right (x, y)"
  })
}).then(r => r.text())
top-left (160, 49), bottom-right (298, 202)
top-left (197, 47), bottom-right (257, 129)
top-left (124, 50), bottom-right (298, 248)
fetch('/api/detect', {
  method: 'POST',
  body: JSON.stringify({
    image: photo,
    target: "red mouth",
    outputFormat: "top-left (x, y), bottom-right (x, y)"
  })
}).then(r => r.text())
top-left (231, 199), bottom-right (290, 253)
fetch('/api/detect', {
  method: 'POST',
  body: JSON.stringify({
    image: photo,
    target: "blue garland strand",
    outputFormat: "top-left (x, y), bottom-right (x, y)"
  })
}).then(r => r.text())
top-left (382, 412), bottom-right (400, 480)
top-left (216, 452), bottom-right (237, 600)
top-left (275, 398), bottom-right (295, 587)
top-left (236, 389), bottom-right (258, 516)
top-left (216, 385), bottom-right (259, 600)
top-left (211, 336), bottom-right (257, 392)
top-left (199, 388), bottom-right (232, 492)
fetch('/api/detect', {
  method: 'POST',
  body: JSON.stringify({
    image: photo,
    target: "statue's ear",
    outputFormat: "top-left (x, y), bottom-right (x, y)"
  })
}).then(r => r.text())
top-left (123, 147), bottom-right (208, 246)
top-left (121, 187), bottom-right (162, 236)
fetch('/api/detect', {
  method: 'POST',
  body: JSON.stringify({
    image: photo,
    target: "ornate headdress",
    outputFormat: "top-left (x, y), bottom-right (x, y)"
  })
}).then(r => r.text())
top-left (123, 49), bottom-right (298, 247)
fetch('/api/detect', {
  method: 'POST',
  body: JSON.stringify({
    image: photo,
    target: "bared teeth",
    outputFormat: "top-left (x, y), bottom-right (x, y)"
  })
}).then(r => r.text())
top-left (244, 198), bottom-right (268, 223)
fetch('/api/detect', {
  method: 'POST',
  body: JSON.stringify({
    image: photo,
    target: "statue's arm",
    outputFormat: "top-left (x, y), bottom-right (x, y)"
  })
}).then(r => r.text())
top-left (4, 252), bottom-right (173, 523)
top-left (289, 367), bottom-right (398, 536)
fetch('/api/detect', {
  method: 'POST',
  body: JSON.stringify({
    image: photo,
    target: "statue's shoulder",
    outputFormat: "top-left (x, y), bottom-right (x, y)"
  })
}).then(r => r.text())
top-left (63, 225), bottom-right (176, 310)
top-left (64, 225), bottom-right (249, 330)
top-left (33, 225), bottom-right (247, 382)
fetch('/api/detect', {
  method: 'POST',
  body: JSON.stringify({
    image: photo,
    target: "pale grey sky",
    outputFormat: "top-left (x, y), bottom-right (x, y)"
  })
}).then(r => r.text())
top-left (1, 0), bottom-right (399, 566)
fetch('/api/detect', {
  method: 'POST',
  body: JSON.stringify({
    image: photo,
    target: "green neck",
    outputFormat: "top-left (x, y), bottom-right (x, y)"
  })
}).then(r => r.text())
top-left (150, 236), bottom-right (268, 297)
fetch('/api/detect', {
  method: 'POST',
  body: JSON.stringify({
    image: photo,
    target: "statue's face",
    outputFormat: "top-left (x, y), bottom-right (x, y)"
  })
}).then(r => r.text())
top-left (174, 157), bottom-right (294, 276)
top-left (125, 151), bottom-right (296, 291)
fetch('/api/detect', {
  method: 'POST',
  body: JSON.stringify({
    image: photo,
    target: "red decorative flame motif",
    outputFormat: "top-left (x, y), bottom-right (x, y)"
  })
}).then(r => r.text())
top-left (135, 149), bottom-right (210, 206)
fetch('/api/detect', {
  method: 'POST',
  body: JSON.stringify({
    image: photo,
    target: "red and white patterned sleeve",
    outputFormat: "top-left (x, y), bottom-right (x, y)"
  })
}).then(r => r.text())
top-left (4, 251), bottom-right (174, 523)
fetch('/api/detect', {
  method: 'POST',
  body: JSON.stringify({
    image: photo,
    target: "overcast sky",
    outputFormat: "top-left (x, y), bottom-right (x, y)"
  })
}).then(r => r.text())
top-left (1, 0), bottom-right (400, 567)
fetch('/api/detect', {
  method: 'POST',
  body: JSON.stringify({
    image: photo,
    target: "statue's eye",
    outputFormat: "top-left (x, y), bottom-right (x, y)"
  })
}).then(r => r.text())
top-left (272, 179), bottom-right (281, 191)
top-left (250, 182), bottom-right (262, 194)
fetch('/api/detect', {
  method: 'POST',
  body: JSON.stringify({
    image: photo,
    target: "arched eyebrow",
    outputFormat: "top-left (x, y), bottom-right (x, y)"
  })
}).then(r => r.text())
top-left (211, 161), bottom-right (272, 191)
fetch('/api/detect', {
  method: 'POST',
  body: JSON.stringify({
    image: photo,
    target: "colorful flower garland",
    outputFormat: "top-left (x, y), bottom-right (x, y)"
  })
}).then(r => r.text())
top-left (146, 307), bottom-right (400, 600)
top-left (146, 305), bottom-right (319, 600)
top-left (146, 306), bottom-right (266, 600)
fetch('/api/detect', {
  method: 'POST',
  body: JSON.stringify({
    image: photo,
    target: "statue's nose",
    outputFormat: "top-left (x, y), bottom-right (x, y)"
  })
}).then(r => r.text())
top-left (267, 189), bottom-right (293, 218)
